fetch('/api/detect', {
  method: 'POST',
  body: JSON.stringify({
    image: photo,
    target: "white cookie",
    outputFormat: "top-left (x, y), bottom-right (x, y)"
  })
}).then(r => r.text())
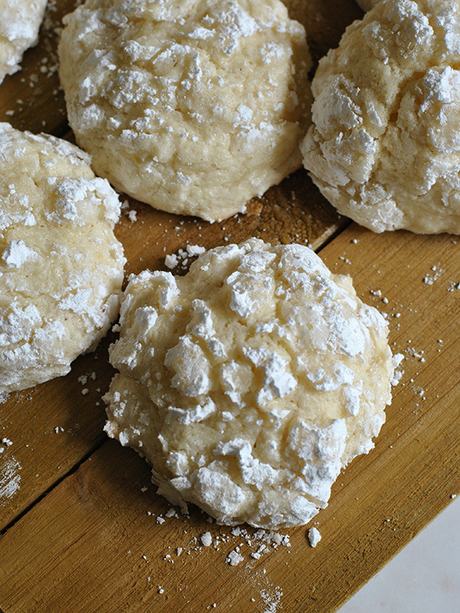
top-left (0, 0), bottom-right (47, 83)
top-left (58, 0), bottom-right (312, 222)
top-left (302, 0), bottom-right (460, 234)
top-left (103, 238), bottom-right (397, 529)
top-left (0, 123), bottom-right (125, 394)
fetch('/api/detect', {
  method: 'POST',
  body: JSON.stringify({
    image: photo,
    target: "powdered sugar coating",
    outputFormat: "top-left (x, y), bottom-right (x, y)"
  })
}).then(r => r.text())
top-left (58, 0), bottom-right (312, 222)
top-left (0, 0), bottom-right (47, 83)
top-left (302, 0), bottom-right (460, 234)
top-left (104, 238), bottom-right (396, 529)
top-left (0, 123), bottom-right (125, 393)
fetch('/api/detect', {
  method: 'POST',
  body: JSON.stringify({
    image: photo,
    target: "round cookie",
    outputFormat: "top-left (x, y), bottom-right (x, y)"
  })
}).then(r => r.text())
top-left (302, 0), bottom-right (460, 234)
top-left (0, 123), bottom-right (125, 394)
top-left (0, 0), bottom-right (47, 84)
top-left (103, 238), bottom-right (397, 529)
top-left (58, 0), bottom-right (312, 222)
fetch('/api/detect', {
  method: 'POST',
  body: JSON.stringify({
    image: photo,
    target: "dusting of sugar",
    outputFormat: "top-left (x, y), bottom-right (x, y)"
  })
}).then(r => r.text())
top-left (1, 239), bottom-right (38, 268)
top-left (307, 526), bottom-right (321, 548)
top-left (135, 504), bottom-right (295, 609)
top-left (423, 266), bottom-right (443, 285)
top-left (164, 245), bottom-right (206, 270)
top-left (226, 549), bottom-right (244, 566)
top-left (0, 454), bottom-right (21, 504)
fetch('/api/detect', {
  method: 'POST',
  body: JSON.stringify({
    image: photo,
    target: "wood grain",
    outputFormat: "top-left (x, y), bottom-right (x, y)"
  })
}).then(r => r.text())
top-left (1, 1), bottom-right (459, 613)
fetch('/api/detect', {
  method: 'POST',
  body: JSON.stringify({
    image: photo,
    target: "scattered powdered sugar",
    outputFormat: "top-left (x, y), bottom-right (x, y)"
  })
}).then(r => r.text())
top-left (226, 549), bottom-right (245, 566)
top-left (391, 353), bottom-right (404, 386)
top-left (307, 527), bottom-right (322, 548)
top-left (260, 585), bottom-right (283, 613)
top-left (423, 266), bottom-right (443, 285)
top-left (200, 531), bottom-right (213, 547)
top-left (0, 453), bottom-right (21, 505)
top-left (165, 245), bottom-right (206, 270)
top-left (405, 345), bottom-right (426, 362)
top-left (140, 505), bottom-right (291, 610)
top-left (146, 506), bottom-right (292, 564)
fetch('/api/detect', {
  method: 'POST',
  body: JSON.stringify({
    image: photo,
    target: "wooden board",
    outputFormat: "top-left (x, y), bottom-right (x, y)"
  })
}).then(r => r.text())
top-left (1, 1), bottom-right (459, 612)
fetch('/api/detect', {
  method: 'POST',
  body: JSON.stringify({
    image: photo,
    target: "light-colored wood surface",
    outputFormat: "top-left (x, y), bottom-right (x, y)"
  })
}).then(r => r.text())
top-left (1, 1), bottom-right (459, 612)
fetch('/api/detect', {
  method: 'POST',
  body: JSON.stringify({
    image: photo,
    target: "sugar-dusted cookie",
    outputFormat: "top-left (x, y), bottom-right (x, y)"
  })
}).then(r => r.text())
top-left (0, 123), bottom-right (125, 394)
top-left (104, 238), bottom-right (398, 528)
top-left (0, 0), bottom-right (47, 83)
top-left (58, 0), bottom-right (312, 222)
top-left (302, 0), bottom-right (460, 234)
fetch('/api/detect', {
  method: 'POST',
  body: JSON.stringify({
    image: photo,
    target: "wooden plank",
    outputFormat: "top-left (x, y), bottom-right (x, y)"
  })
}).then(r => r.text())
top-left (1, 225), bottom-right (459, 613)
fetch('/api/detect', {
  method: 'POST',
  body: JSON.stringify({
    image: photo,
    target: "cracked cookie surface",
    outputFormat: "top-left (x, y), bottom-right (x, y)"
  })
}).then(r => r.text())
top-left (104, 238), bottom-right (397, 528)
top-left (0, 123), bottom-right (125, 393)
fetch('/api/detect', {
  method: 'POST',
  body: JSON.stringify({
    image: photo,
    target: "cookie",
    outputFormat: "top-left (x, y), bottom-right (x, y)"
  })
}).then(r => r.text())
top-left (302, 0), bottom-right (460, 234)
top-left (58, 0), bottom-right (312, 222)
top-left (0, 0), bottom-right (47, 83)
top-left (103, 238), bottom-right (397, 528)
top-left (0, 123), bottom-right (125, 394)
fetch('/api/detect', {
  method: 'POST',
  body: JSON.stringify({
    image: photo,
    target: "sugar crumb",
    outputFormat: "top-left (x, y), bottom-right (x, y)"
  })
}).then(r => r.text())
top-left (307, 527), bottom-right (322, 548)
